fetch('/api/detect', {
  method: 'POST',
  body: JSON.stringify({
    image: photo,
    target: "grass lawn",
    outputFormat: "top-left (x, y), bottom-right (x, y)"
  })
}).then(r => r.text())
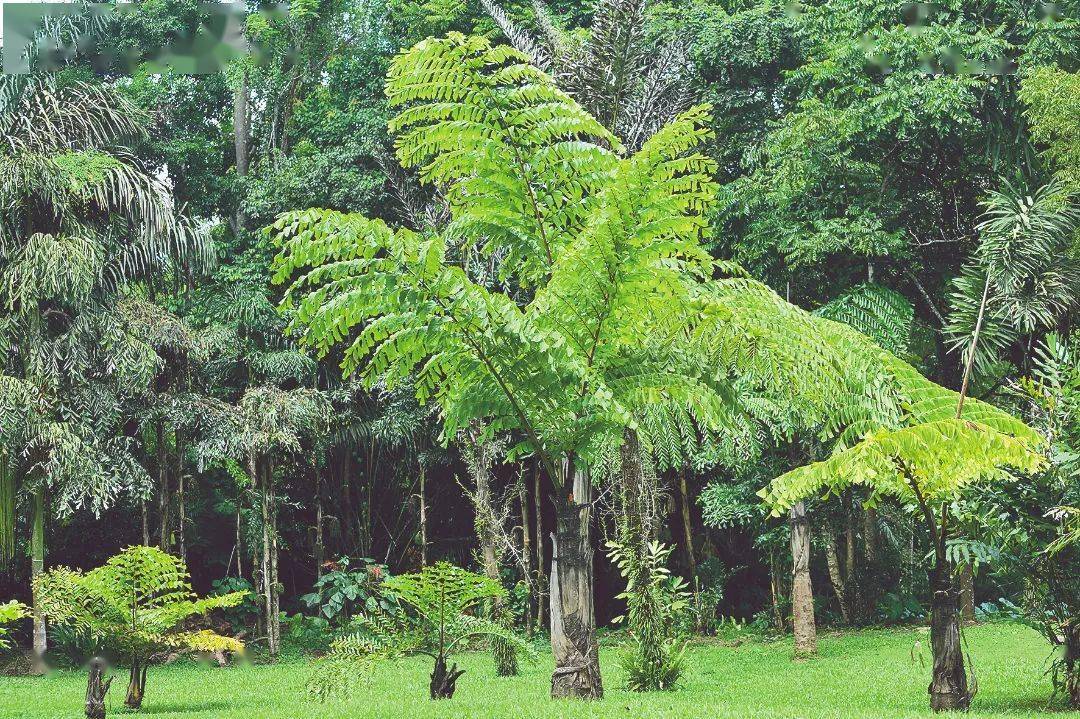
top-left (1, 623), bottom-right (1076, 718)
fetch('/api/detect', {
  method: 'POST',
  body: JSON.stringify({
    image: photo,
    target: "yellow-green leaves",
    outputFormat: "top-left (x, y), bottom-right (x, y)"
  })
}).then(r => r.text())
top-left (760, 419), bottom-right (1046, 516)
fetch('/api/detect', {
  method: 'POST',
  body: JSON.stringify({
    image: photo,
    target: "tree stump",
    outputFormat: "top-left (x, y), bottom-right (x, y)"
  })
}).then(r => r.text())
top-left (85, 657), bottom-right (112, 719)
top-left (429, 655), bottom-right (464, 699)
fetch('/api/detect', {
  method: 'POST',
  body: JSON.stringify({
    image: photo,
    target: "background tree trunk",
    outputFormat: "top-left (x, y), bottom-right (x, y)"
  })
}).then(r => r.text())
top-left (789, 501), bottom-right (817, 657)
top-left (677, 467), bottom-right (696, 581)
top-left (824, 533), bottom-right (849, 624)
top-left (418, 467), bottom-right (428, 567)
top-left (31, 486), bottom-right (46, 668)
top-left (549, 461), bottom-right (602, 699)
top-left (518, 474), bottom-right (533, 637)
top-left (534, 465), bottom-right (547, 633)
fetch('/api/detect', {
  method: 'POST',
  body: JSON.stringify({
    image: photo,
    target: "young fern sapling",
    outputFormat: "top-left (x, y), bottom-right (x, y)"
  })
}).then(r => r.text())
top-left (311, 562), bottom-right (532, 700)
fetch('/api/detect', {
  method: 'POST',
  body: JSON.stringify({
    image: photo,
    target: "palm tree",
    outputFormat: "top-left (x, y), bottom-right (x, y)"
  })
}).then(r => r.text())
top-left (0, 16), bottom-right (212, 662)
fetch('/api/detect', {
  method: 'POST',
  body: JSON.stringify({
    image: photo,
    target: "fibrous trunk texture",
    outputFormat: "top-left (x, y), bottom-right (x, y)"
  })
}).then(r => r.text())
top-left (429, 655), bottom-right (464, 699)
top-left (124, 656), bottom-right (148, 710)
top-left (928, 569), bottom-right (970, 712)
top-left (1065, 622), bottom-right (1079, 709)
top-left (549, 463), bottom-right (602, 699)
top-left (789, 501), bottom-right (817, 657)
top-left (85, 657), bottom-right (112, 719)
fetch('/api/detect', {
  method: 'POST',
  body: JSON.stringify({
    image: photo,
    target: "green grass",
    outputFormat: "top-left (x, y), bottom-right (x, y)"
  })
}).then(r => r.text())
top-left (1, 623), bottom-right (1076, 718)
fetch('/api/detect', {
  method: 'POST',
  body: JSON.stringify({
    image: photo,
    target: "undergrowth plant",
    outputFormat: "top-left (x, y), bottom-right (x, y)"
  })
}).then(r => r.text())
top-left (34, 545), bottom-right (246, 710)
top-left (608, 541), bottom-right (690, 692)
top-left (310, 562), bottom-right (531, 701)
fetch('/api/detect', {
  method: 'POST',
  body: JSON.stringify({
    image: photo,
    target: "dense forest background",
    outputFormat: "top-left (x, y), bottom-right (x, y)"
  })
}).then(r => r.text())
top-left (1, 0), bottom-right (1079, 699)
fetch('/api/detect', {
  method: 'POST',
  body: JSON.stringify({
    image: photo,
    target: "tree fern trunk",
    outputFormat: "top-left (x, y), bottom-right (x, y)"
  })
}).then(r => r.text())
top-left (124, 655), bottom-right (148, 710)
top-left (928, 565), bottom-right (970, 711)
top-left (549, 460), bottom-right (602, 699)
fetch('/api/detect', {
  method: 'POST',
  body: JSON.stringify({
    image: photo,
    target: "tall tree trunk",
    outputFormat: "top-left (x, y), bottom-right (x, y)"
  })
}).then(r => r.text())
top-left (256, 455), bottom-right (279, 658)
top-left (469, 439), bottom-right (517, 676)
top-left (789, 501), bottom-right (817, 657)
top-left (518, 474), bottom-right (533, 637)
top-left (85, 657), bottom-right (111, 719)
top-left (824, 533), bottom-right (850, 624)
top-left (534, 463), bottom-right (547, 633)
top-left (928, 563), bottom-right (970, 711)
top-left (268, 460), bottom-right (280, 658)
top-left (677, 466), bottom-right (696, 581)
top-left (315, 482), bottom-right (324, 581)
top-left (549, 460), bottom-right (602, 699)
top-left (156, 421), bottom-right (170, 551)
top-left (769, 549), bottom-right (784, 630)
top-left (418, 467), bottom-right (428, 567)
top-left (31, 485), bottom-right (46, 667)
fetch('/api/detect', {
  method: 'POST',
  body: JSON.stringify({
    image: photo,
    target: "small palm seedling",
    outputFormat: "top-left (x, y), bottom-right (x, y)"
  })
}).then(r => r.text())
top-left (310, 562), bottom-right (531, 701)
top-left (34, 545), bottom-right (246, 711)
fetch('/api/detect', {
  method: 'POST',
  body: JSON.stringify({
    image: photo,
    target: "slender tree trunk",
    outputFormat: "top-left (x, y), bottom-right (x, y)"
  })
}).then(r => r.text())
top-left (534, 464), bottom-right (547, 633)
top-left (789, 501), bottom-right (817, 657)
top-left (769, 549), bottom-right (784, 630)
top-left (315, 485), bottom-right (324, 582)
top-left (418, 467), bottom-right (428, 567)
top-left (177, 471), bottom-right (186, 562)
top-left (141, 500), bottom-right (150, 547)
top-left (31, 485), bottom-right (46, 668)
top-left (256, 455), bottom-right (278, 658)
top-left (518, 474), bottom-right (533, 638)
top-left (85, 657), bottom-right (112, 719)
top-left (268, 460), bottom-right (280, 658)
top-left (156, 421), bottom-right (170, 551)
top-left (124, 655), bottom-right (148, 710)
top-left (677, 466), bottom-right (696, 581)
top-left (928, 562), bottom-right (970, 711)
top-left (824, 533), bottom-right (850, 624)
top-left (864, 507), bottom-right (879, 563)
top-left (549, 460), bottom-right (602, 699)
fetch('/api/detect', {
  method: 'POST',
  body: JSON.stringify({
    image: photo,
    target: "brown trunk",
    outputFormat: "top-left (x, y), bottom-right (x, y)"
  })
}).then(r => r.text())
top-left (518, 474), bottom-right (533, 637)
top-left (534, 464), bottom-right (547, 632)
top-left (928, 566), bottom-right (971, 711)
top-left (85, 657), bottom-right (112, 719)
top-left (268, 460), bottom-right (280, 657)
top-left (177, 470), bottom-right (186, 562)
top-left (959, 563), bottom-right (975, 622)
top-left (769, 550), bottom-right (784, 631)
top-left (824, 533), bottom-right (850, 624)
top-left (677, 467), bottom-right (696, 581)
top-left (549, 460), bottom-right (602, 699)
top-left (256, 455), bottom-right (279, 658)
top-left (124, 656), bottom-right (148, 710)
top-left (429, 654), bottom-right (465, 699)
top-left (789, 501), bottom-right (817, 657)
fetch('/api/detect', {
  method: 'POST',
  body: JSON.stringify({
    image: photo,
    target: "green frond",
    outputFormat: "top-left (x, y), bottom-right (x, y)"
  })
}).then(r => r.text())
top-left (760, 419), bottom-right (1047, 516)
